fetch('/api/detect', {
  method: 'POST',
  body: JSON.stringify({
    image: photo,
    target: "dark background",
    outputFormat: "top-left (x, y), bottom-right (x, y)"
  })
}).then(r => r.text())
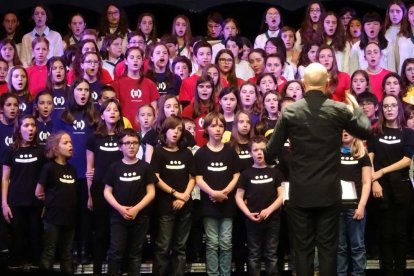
top-left (0, 0), bottom-right (394, 43)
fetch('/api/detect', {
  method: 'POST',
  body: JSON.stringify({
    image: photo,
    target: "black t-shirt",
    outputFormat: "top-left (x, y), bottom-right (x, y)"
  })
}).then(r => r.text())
top-left (89, 80), bottom-right (103, 107)
top-left (0, 122), bottom-right (14, 163)
top-left (237, 166), bottom-right (282, 219)
top-left (151, 145), bottom-right (195, 214)
top-left (266, 118), bottom-right (277, 131)
top-left (339, 152), bottom-right (371, 199)
top-left (0, 122), bottom-right (14, 183)
top-left (36, 120), bottom-right (53, 146)
top-left (38, 161), bottom-right (77, 226)
top-left (3, 145), bottom-right (46, 206)
top-left (225, 120), bottom-right (233, 132)
top-left (103, 159), bottom-right (158, 218)
top-left (51, 87), bottom-right (67, 123)
top-left (236, 143), bottom-right (253, 172)
top-left (17, 94), bottom-right (33, 115)
top-left (154, 72), bottom-right (182, 96)
top-left (142, 128), bottom-right (196, 148)
top-left (368, 127), bottom-right (414, 200)
top-left (195, 144), bottom-right (240, 218)
top-left (86, 134), bottom-right (123, 194)
top-left (141, 128), bottom-right (158, 147)
top-left (368, 127), bottom-right (414, 173)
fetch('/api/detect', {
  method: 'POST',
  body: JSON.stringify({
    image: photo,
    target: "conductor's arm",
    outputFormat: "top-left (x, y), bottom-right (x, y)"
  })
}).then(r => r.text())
top-left (264, 112), bottom-right (289, 164)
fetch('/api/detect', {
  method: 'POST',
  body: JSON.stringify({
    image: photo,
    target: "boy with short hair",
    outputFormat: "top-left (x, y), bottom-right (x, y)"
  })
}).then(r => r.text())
top-left (205, 12), bottom-right (224, 41)
top-left (357, 91), bottom-right (379, 128)
top-left (160, 34), bottom-right (179, 65)
top-left (178, 40), bottom-right (212, 107)
top-left (103, 128), bottom-right (157, 276)
top-left (235, 136), bottom-right (284, 276)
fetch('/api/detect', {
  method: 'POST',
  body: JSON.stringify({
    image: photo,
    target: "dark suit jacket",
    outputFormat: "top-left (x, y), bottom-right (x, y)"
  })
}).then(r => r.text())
top-left (264, 90), bottom-right (371, 208)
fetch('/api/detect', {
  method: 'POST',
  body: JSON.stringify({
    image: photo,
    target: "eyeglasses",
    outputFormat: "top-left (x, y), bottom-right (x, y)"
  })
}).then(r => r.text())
top-left (219, 58), bottom-right (233, 63)
top-left (310, 9), bottom-right (321, 13)
top-left (208, 24), bottom-right (221, 29)
top-left (383, 104), bottom-right (398, 110)
top-left (121, 141), bottom-right (139, 147)
top-left (84, 60), bottom-right (99, 65)
top-left (360, 102), bottom-right (374, 107)
top-left (266, 13), bottom-right (280, 17)
top-left (107, 11), bottom-right (120, 16)
top-left (129, 40), bottom-right (145, 45)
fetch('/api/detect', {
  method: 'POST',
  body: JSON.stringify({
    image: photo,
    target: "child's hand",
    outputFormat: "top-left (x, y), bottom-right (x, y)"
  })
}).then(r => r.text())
top-left (353, 207), bottom-right (365, 220)
top-left (259, 208), bottom-right (273, 220)
top-left (87, 196), bottom-right (93, 211)
top-left (35, 184), bottom-right (45, 201)
top-left (174, 192), bottom-right (190, 202)
top-left (2, 205), bottom-right (13, 224)
top-left (209, 190), bottom-right (228, 203)
top-left (172, 199), bottom-right (185, 210)
top-left (126, 206), bottom-right (140, 219)
top-left (118, 205), bottom-right (133, 220)
top-left (372, 169), bottom-right (384, 182)
top-left (372, 181), bottom-right (383, 198)
top-left (36, 192), bottom-right (45, 201)
top-left (247, 212), bottom-right (261, 222)
top-left (85, 169), bottom-right (94, 181)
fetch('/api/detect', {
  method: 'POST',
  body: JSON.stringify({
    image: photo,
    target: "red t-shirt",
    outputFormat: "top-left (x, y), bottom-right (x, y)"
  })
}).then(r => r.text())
top-left (332, 71), bottom-right (351, 102)
top-left (111, 76), bottom-right (160, 130)
top-left (27, 64), bottom-right (47, 96)
top-left (66, 67), bottom-right (113, 85)
top-left (178, 74), bottom-right (199, 104)
top-left (367, 68), bottom-right (390, 102)
top-left (222, 77), bottom-right (244, 88)
top-left (182, 103), bottom-right (213, 147)
top-left (248, 75), bottom-right (258, 84)
top-left (0, 82), bottom-right (8, 95)
top-left (277, 76), bottom-right (287, 93)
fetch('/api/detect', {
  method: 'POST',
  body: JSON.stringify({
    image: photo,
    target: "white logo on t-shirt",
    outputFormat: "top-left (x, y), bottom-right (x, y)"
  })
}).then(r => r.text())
top-left (207, 162), bottom-right (227, 172)
top-left (130, 89), bottom-right (142, 99)
top-left (4, 136), bottom-right (13, 146)
top-left (120, 172), bottom-right (141, 182)
top-left (157, 82), bottom-right (167, 91)
top-left (39, 131), bottom-right (50, 142)
top-left (73, 120), bottom-right (85, 131)
top-left (15, 154), bottom-right (38, 163)
top-left (239, 150), bottom-right (251, 159)
top-left (198, 118), bottom-right (204, 128)
top-left (19, 102), bottom-right (26, 111)
top-left (99, 142), bottom-right (119, 152)
top-left (60, 174), bottom-right (75, 184)
top-left (341, 156), bottom-right (358, 165)
top-left (91, 91), bottom-right (98, 101)
top-left (379, 135), bottom-right (401, 144)
top-left (166, 160), bottom-right (185, 170)
top-left (54, 96), bottom-right (65, 106)
top-left (251, 175), bottom-right (273, 184)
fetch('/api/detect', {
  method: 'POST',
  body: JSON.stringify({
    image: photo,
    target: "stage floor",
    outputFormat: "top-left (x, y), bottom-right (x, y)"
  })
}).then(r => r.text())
top-left (4, 259), bottom-right (414, 275)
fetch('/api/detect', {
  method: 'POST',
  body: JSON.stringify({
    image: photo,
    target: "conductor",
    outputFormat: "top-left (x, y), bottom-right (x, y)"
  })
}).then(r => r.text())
top-left (264, 62), bottom-right (371, 276)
